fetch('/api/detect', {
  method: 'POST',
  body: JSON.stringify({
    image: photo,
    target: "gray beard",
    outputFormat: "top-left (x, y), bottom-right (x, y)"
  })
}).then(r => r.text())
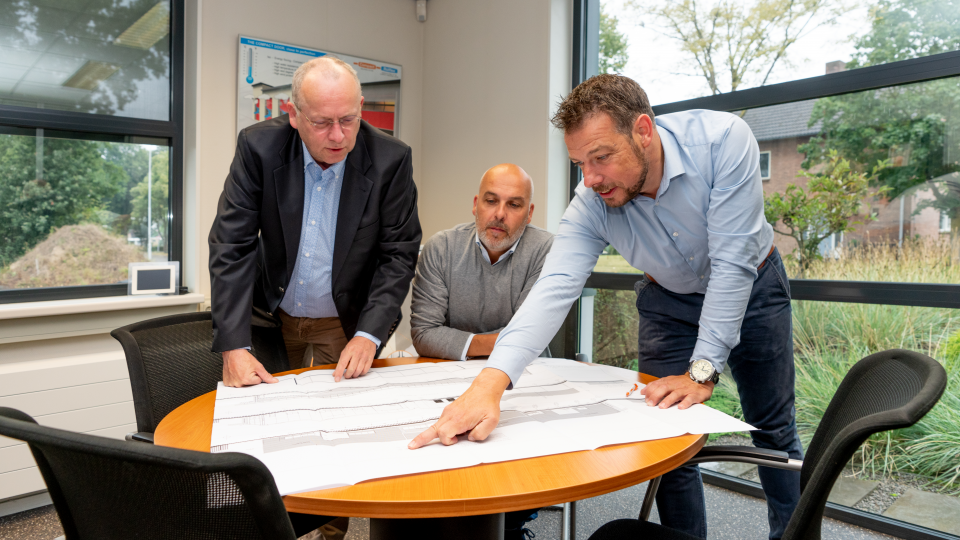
top-left (477, 221), bottom-right (524, 253)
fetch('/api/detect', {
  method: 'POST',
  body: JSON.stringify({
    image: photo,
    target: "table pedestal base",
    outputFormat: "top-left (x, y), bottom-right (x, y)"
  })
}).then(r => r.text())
top-left (370, 512), bottom-right (504, 540)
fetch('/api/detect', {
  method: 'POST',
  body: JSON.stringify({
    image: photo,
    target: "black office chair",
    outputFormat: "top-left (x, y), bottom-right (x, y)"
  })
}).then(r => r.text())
top-left (111, 312), bottom-right (289, 443)
top-left (592, 349), bottom-right (947, 540)
top-left (0, 407), bottom-right (333, 540)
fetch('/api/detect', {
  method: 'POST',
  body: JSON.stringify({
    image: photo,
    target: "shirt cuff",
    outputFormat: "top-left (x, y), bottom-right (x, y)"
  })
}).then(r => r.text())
top-left (484, 347), bottom-right (529, 390)
top-left (355, 331), bottom-right (382, 349)
top-left (460, 334), bottom-right (475, 361)
top-left (690, 338), bottom-right (731, 374)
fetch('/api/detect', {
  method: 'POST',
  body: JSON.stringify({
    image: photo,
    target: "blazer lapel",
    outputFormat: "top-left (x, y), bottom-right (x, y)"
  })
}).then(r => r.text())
top-left (331, 127), bottom-right (374, 286)
top-left (274, 128), bottom-right (305, 281)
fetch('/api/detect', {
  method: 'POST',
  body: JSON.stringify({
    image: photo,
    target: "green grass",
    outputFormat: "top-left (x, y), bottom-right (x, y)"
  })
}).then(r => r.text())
top-left (595, 239), bottom-right (960, 490)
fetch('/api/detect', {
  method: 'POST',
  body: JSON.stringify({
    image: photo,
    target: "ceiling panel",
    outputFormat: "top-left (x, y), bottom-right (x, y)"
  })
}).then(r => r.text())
top-left (45, 35), bottom-right (147, 65)
top-left (15, 81), bottom-right (90, 102)
top-left (0, 77), bottom-right (21, 94)
top-left (0, 46), bottom-right (41, 67)
top-left (32, 52), bottom-right (86, 73)
top-left (22, 66), bottom-right (71, 85)
top-left (0, 26), bottom-right (60, 53)
top-left (0, 63), bottom-right (30, 82)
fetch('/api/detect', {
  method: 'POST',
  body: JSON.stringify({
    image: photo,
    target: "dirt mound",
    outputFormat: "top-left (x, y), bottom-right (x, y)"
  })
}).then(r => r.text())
top-left (0, 224), bottom-right (148, 289)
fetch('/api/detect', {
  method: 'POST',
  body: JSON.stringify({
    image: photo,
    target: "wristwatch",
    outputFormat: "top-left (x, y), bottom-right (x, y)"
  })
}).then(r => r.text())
top-left (689, 359), bottom-right (720, 384)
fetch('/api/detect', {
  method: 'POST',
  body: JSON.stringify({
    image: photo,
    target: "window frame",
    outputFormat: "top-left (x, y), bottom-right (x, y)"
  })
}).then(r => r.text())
top-left (576, 4), bottom-right (960, 538)
top-left (0, 0), bottom-right (185, 305)
top-left (572, 2), bottom-right (960, 308)
top-left (758, 151), bottom-right (771, 181)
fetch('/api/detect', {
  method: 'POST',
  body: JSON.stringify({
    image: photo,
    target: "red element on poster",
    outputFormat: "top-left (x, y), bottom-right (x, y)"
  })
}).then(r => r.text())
top-left (363, 111), bottom-right (395, 131)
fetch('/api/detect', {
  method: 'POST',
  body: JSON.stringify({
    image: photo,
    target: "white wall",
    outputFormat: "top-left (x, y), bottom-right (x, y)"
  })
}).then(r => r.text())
top-left (186, 0), bottom-right (572, 351)
top-left (418, 0), bottom-right (572, 239)
top-left (189, 0), bottom-right (427, 303)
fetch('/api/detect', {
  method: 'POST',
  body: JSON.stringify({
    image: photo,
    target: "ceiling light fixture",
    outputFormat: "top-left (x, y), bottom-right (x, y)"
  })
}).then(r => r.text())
top-left (114, 2), bottom-right (170, 50)
top-left (63, 61), bottom-right (120, 90)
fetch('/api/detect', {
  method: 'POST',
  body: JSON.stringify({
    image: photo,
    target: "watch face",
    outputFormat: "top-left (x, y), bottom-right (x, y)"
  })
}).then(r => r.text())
top-left (691, 360), bottom-right (714, 382)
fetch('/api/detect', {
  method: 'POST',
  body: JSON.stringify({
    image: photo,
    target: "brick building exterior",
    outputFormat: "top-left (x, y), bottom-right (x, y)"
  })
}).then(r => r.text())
top-left (741, 100), bottom-right (945, 259)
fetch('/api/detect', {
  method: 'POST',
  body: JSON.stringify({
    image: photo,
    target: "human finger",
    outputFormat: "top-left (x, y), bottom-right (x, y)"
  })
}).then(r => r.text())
top-left (435, 420), bottom-right (461, 445)
top-left (641, 381), bottom-right (669, 406)
top-left (658, 389), bottom-right (685, 409)
top-left (333, 355), bottom-right (349, 382)
top-left (467, 414), bottom-right (499, 442)
top-left (343, 354), bottom-right (360, 379)
top-left (359, 355), bottom-right (374, 377)
top-left (255, 364), bottom-right (279, 384)
top-left (408, 425), bottom-right (439, 449)
top-left (678, 393), bottom-right (702, 410)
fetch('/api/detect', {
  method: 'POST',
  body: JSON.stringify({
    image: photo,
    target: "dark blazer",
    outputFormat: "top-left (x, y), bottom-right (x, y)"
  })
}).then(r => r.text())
top-left (208, 117), bottom-right (421, 353)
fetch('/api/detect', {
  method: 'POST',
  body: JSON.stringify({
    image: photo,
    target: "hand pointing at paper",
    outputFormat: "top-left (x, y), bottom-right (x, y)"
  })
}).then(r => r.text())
top-left (408, 367), bottom-right (511, 449)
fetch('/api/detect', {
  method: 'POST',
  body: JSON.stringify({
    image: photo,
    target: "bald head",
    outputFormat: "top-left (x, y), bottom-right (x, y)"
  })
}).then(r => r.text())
top-left (479, 163), bottom-right (534, 201)
top-left (291, 56), bottom-right (361, 110)
top-left (473, 164), bottom-right (535, 259)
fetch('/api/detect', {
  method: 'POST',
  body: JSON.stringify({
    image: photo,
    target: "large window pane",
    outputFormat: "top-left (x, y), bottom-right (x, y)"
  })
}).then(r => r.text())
top-left (709, 300), bottom-right (960, 532)
top-left (0, 129), bottom-right (170, 289)
top-left (749, 77), bottom-right (960, 281)
top-left (588, 289), bottom-right (960, 532)
top-left (600, 0), bottom-right (960, 105)
top-left (0, 0), bottom-right (171, 121)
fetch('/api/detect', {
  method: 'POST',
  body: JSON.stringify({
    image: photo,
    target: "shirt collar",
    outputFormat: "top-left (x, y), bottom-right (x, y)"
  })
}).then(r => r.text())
top-left (301, 141), bottom-right (346, 178)
top-left (654, 123), bottom-right (686, 199)
top-left (474, 229), bottom-right (524, 266)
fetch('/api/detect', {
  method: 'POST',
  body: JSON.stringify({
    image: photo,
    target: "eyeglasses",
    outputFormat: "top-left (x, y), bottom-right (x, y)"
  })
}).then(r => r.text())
top-left (293, 104), bottom-right (361, 132)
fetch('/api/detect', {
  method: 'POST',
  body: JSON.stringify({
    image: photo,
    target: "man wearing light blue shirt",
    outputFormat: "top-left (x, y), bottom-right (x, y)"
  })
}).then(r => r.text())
top-left (409, 75), bottom-right (802, 540)
top-left (275, 144), bottom-right (381, 367)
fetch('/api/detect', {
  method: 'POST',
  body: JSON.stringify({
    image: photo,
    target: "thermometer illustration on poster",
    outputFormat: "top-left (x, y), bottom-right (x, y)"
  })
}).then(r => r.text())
top-left (236, 36), bottom-right (402, 138)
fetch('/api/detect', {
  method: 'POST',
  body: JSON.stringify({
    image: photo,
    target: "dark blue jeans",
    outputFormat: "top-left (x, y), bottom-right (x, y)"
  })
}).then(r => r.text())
top-left (635, 248), bottom-right (803, 540)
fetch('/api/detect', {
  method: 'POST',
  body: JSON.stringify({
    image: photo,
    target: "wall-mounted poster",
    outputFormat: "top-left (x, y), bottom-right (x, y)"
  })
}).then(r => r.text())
top-left (236, 36), bottom-right (402, 138)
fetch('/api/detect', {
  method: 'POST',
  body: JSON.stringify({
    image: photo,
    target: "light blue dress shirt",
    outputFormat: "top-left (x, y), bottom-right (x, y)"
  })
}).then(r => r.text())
top-left (487, 109), bottom-right (773, 386)
top-left (458, 232), bottom-right (523, 360)
top-left (278, 142), bottom-right (380, 348)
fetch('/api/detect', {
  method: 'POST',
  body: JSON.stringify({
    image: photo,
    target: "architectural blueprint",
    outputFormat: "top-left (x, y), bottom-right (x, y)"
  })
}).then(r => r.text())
top-left (211, 359), bottom-right (754, 495)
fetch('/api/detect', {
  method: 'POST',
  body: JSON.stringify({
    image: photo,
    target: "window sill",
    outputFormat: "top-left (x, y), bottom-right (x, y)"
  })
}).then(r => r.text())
top-left (0, 293), bottom-right (205, 321)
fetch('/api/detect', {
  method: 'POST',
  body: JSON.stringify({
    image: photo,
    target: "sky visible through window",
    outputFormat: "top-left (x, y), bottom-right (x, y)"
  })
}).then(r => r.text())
top-left (603, 0), bottom-right (872, 104)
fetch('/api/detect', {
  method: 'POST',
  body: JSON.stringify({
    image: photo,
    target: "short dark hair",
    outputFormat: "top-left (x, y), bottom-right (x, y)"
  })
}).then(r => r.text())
top-left (551, 74), bottom-right (655, 135)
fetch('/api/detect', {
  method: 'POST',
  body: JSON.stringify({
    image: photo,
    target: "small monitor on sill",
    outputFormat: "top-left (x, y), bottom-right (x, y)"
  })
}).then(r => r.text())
top-left (128, 262), bottom-right (180, 296)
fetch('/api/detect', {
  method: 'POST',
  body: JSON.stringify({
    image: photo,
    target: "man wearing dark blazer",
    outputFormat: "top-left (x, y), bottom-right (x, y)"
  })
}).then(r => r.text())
top-left (209, 57), bottom-right (421, 391)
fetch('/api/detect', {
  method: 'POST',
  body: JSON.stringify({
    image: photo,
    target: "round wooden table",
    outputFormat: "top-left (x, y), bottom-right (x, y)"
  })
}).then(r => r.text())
top-left (155, 357), bottom-right (705, 540)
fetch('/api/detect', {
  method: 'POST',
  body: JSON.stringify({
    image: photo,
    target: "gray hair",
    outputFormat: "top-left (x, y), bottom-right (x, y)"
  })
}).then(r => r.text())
top-left (290, 56), bottom-right (361, 110)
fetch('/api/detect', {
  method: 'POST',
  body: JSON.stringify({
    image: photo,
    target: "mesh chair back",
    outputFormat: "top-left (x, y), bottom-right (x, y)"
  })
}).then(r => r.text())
top-left (783, 349), bottom-right (946, 540)
top-left (112, 312), bottom-right (289, 434)
top-left (0, 407), bottom-right (296, 540)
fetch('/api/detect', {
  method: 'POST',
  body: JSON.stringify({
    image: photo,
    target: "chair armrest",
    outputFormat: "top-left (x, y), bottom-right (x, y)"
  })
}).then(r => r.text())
top-left (125, 432), bottom-right (154, 444)
top-left (687, 445), bottom-right (802, 472)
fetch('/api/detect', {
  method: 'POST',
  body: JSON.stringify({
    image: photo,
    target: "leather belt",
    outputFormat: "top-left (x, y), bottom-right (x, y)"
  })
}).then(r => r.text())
top-left (645, 245), bottom-right (776, 286)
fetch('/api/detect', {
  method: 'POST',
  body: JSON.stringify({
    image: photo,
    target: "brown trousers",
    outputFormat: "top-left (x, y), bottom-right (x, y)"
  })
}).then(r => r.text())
top-left (277, 310), bottom-right (351, 536)
top-left (277, 309), bottom-right (349, 369)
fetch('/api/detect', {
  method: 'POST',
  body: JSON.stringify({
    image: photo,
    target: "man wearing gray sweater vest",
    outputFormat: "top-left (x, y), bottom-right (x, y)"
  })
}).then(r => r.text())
top-left (410, 163), bottom-right (552, 539)
top-left (411, 164), bottom-right (554, 361)
top-left (411, 164), bottom-right (554, 360)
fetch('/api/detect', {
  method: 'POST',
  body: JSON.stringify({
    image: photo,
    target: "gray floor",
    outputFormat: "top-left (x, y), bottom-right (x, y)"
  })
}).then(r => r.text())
top-left (342, 481), bottom-right (898, 540)
top-left (0, 482), bottom-right (900, 540)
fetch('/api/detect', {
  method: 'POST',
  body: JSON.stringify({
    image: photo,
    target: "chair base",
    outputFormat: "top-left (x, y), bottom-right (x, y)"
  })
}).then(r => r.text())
top-left (370, 513), bottom-right (504, 540)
